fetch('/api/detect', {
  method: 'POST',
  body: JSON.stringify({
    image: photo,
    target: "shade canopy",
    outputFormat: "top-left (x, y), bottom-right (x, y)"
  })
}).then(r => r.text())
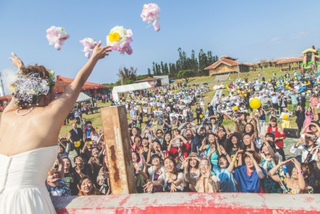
top-left (112, 82), bottom-right (152, 102)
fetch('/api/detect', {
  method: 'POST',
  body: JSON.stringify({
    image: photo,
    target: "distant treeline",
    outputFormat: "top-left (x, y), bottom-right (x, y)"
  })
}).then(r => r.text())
top-left (148, 48), bottom-right (219, 79)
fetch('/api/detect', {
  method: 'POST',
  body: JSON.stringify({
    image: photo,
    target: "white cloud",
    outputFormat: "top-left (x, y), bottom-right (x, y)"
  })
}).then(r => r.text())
top-left (292, 32), bottom-right (308, 40)
top-left (270, 37), bottom-right (282, 44)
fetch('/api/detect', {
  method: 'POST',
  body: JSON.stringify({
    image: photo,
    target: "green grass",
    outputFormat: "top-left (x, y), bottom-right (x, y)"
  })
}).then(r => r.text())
top-left (60, 102), bottom-right (112, 137)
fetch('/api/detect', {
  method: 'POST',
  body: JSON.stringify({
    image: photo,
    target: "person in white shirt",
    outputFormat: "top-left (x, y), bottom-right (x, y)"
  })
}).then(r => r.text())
top-left (290, 134), bottom-right (318, 163)
top-left (271, 92), bottom-right (279, 110)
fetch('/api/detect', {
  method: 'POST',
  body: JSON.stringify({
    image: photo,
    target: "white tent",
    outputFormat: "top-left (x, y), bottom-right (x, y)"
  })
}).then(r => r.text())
top-left (77, 92), bottom-right (91, 103)
top-left (112, 82), bottom-right (152, 102)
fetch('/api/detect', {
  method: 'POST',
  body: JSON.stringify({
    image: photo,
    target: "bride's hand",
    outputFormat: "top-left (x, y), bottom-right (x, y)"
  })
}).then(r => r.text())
top-left (92, 42), bottom-right (112, 60)
top-left (9, 53), bottom-right (25, 69)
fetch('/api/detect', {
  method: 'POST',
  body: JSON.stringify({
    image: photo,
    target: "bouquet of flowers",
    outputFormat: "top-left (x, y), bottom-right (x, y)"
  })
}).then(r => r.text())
top-left (46, 26), bottom-right (70, 50)
top-left (141, 3), bottom-right (161, 32)
top-left (106, 26), bottom-right (133, 55)
top-left (80, 38), bottom-right (97, 58)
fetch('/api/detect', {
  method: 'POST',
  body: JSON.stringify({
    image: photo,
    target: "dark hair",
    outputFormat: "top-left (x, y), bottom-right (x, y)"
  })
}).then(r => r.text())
top-left (226, 132), bottom-right (244, 153)
top-left (150, 154), bottom-right (162, 163)
top-left (265, 133), bottom-right (275, 141)
top-left (62, 157), bottom-right (75, 175)
top-left (218, 154), bottom-right (230, 167)
top-left (134, 135), bottom-right (142, 143)
top-left (131, 151), bottom-right (141, 163)
top-left (58, 143), bottom-right (66, 152)
top-left (142, 137), bottom-right (149, 143)
top-left (172, 128), bottom-right (180, 134)
top-left (73, 155), bottom-right (83, 163)
top-left (78, 176), bottom-right (96, 195)
top-left (244, 123), bottom-right (255, 135)
top-left (164, 156), bottom-right (177, 172)
top-left (206, 133), bottom-right (218, 144)
top-left (156, 129), bottom-right (163, 134)
top-left (311, 121), bottom-right (320, 127)
top-left (270, 117), bottom-right (277, 122)
top-left (163, 132), bottom-right (172, 142)
top-left (243, 151), bottom-right (261, 164)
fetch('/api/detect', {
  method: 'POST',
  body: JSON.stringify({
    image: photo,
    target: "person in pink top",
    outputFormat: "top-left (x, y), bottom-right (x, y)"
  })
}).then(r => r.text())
top-left (310, 93), bottom-right (319, 121)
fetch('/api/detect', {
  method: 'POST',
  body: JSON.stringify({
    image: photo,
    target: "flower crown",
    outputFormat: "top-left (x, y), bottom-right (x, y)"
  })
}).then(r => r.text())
top-left (10, 69), bottom-right (56, 108)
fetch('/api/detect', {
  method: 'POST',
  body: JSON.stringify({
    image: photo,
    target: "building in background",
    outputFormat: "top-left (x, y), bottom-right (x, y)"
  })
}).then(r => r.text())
top-left (204, 56), bottom-right (252, 76)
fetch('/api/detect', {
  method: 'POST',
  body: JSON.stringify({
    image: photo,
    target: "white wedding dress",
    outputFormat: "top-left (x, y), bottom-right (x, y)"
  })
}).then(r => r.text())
top-left (0, 146), bottom-right (57, 214)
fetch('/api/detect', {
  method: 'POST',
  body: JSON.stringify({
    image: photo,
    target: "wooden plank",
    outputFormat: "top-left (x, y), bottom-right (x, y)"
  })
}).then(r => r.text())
top-left (100, 106), bottom-right (137, 194)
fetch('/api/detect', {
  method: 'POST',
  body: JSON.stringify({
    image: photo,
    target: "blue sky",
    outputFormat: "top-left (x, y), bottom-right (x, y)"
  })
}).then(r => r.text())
top-left (1, 0), bottom-right (320, 93)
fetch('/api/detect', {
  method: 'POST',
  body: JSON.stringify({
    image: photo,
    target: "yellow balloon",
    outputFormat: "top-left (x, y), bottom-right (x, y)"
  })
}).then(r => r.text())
top-left (74, 141), bottom-right (81, 148)
top-left (89, 141), bottom-right (93, 145)
top-left (200, 114), bottom-right (204, 119)
top-left (233, 106), bottom-right (239, 111)
top-left (250, 98), bottom-right (261, 110)
top-left (283, 114), bottom-right (289, 120)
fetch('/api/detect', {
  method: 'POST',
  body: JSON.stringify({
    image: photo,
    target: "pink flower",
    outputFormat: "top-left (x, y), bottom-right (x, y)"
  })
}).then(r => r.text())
top-left (46, 26), bottom-right (70, 50)
top-left (141, 3), bottom-right (161, 32)
top-left (80, 38), bottom-right (97, 58)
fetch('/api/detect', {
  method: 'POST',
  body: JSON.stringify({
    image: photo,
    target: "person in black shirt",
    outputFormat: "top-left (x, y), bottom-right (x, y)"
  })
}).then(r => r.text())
top-left (68, 123), bottom-right (84, 156)
top-left (297, 93), bottom-right (306, 111)
top-left (195, 104), bottom-right (203, 125)
top-left (191, 126), bottom-right (207, 154)
top-left (73, 155), bottom-right (93, 195)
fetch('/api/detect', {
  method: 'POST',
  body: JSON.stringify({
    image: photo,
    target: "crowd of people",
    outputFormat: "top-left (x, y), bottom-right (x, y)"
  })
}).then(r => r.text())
top-left (47, 70), bottom-right (320, 196)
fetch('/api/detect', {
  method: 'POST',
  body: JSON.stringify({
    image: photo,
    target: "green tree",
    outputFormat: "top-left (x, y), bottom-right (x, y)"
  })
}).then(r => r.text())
top-left (177, 69), bottom-right (194, 83)
top-left (117, 67), bottom-right (137, 85)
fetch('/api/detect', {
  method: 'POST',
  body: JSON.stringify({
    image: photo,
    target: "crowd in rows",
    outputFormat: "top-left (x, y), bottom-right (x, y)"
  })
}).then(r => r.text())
top-left (46, 71), bottom-right (320, 196)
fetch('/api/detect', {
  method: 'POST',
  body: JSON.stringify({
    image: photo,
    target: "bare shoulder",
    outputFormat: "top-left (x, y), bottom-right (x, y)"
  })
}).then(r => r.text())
top-left (0, 111), bottom-right (59, 155)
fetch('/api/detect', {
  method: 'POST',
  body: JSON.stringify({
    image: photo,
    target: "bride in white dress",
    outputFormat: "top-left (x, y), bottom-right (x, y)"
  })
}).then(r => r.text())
top-left (0, 43), bottom-right (111, 214)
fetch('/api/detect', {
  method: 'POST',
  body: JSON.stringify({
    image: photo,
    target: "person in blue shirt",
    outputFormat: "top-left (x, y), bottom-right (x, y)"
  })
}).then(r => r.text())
top-left (215, 148), bottom-right (239, 192)
top-left (84, 121), bottom-right (95, 141)
top-left (232, 151), bottom-right (267, 193)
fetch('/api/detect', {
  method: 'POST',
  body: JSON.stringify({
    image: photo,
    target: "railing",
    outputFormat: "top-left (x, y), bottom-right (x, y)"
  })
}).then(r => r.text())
top-left (52, 193), bottom-right (320, 214)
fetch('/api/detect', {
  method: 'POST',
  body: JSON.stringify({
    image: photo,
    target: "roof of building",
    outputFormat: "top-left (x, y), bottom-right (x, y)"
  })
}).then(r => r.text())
top-left (135, 76), bottom-right (158, 83)
top-left (0, 94), bottom-right (12, 103)
top-left (275, 57), bottom-right (303, 65)
top-left (54, 75), bottom-right (106, 93)
top-left (204, 57), bottom-right (239, 70)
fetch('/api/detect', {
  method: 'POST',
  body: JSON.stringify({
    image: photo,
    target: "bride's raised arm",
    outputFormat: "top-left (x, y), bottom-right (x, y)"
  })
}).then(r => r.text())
top-left (48, 42), bottom-right (111, 123)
